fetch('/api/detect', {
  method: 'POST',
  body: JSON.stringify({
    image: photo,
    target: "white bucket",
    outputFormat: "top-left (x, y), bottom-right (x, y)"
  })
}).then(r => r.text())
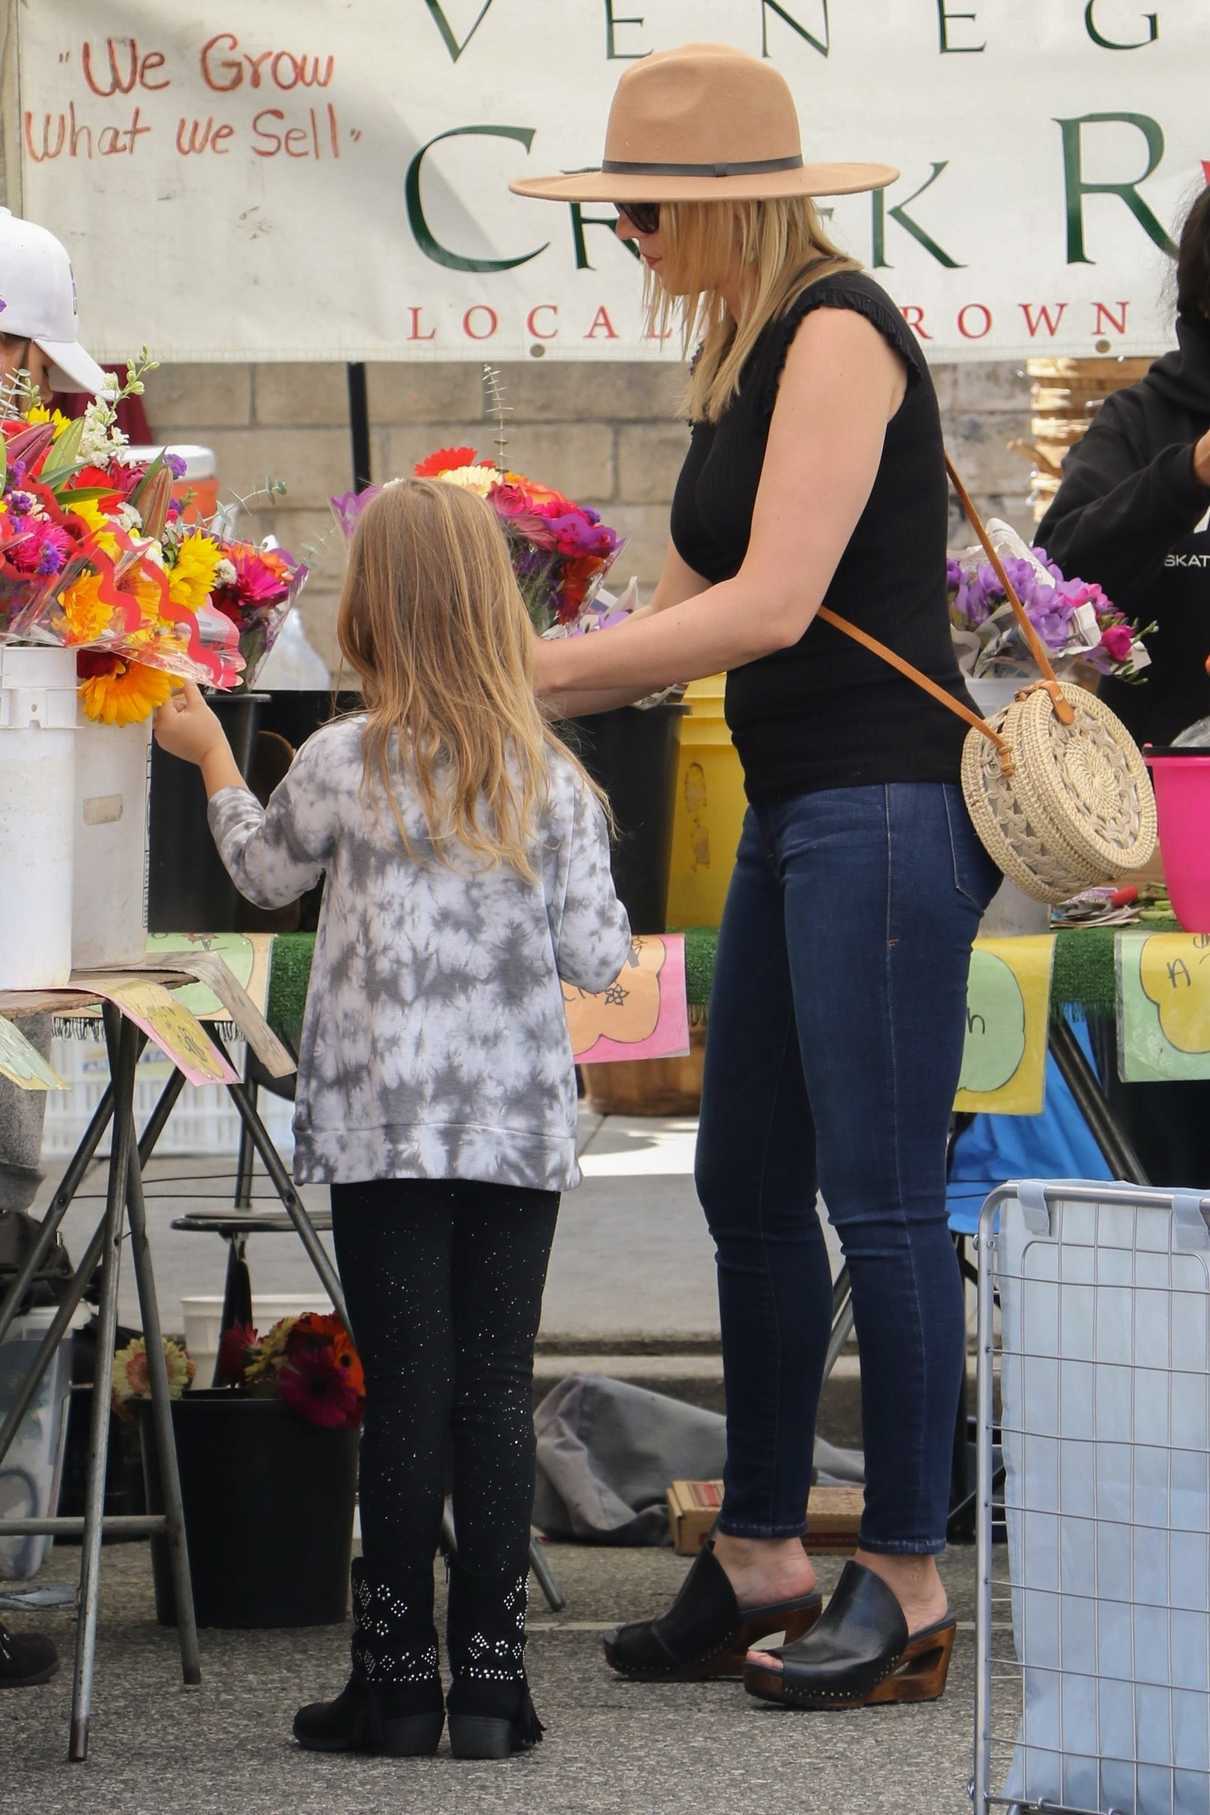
top-left (72, 718), bottom-right (151, 969)
top-left (966, 676), bottom-right (1053, 937)
top-left (181, 1292), bottom-right (334, 1388)
top-left (0, 645), bottom-right (78, 989)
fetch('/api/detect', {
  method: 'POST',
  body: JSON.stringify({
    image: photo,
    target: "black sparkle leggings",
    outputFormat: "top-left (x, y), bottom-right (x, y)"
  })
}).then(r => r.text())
top-left (330, 1178), bottom-right (559, 1658)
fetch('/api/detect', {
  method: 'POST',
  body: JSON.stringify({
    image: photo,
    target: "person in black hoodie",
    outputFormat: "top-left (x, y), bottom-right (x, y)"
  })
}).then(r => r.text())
top-left (1037, 189), bottom-right (1210, 746)
top-left (1037, 189), bottom-right (1210, 1190)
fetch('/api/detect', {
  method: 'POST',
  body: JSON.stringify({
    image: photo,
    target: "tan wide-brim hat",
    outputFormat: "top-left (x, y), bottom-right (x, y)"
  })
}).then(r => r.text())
top-left (510, 43), bottom-right (897, 205)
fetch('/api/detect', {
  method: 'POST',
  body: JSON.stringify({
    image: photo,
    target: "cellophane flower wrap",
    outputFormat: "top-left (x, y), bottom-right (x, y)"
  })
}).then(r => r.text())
top-left (332, 444), bottom-right (625, 635)
top-left (0, 356), bottom-right (308, 721)
top-left (215, 1312), bottom-right (365, 1431)
top-left (209, 535), bottom-right (310, 686)
top-left (947, 518), bottom-right (1153, 683)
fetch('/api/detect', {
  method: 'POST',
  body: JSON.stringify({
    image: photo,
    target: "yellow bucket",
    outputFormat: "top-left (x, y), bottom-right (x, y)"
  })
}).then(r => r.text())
top-left (665, 676), bottom-right (748, 928)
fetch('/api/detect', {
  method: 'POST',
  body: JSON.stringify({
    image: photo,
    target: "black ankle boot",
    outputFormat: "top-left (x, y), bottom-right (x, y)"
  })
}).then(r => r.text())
top-left (447, 1566), bottom-right (544, 1760)
top-left (293, 1560), bottom-right (444, 1757)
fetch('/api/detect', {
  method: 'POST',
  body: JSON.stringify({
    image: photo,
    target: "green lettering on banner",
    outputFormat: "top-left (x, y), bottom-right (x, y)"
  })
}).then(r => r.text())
top-left (605, 0), bottom-right (647, 58)
top-left (872, 164), bottom-right (964, 269)
top-left (1056, 112), bottom-right (1177, 262)
top-left (570, 204), bottom-right (641, 271)
top-left (406, 126), bottom-right (548, 273)
top-left (424, 0), bottom-right (494, 63)
top-left (1084, 1), bottom-right (1159, 49)
top-left (761, 0), bottom-right (831, 58)
top-left (937, 1), bottom-right (986, 52)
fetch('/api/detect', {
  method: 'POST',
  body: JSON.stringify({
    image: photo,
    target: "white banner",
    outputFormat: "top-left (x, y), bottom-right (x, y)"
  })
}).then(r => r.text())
top-left (13, 1), bottom-right (1208, 363)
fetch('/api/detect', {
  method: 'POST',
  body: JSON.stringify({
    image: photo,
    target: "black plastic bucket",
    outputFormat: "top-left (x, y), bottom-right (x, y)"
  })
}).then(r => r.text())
top-left (147, 693), bottom-right (266, 933)
top-left (563, 702), bottom-right (683, 934)
top-left (139, 1392), bottom-right (357, 1628)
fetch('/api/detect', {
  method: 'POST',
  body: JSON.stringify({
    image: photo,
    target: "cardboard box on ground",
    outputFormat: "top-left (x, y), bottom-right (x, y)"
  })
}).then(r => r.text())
top-left (667, 1480), bottom-right (864, 1558)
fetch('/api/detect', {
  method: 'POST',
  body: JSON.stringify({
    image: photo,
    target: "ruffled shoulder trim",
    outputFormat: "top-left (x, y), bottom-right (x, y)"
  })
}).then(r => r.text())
top-left (754, 273), bottom-right (926, 418)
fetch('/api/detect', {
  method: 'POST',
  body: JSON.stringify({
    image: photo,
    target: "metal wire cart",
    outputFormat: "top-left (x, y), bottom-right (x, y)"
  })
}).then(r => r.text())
top-left (974, 1180), bottom-right (1210, 1815)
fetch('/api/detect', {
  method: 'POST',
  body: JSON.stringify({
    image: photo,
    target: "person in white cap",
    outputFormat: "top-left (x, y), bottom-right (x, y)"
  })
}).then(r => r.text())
top-left (0, 207), bottom-right (110, 404)
top-left (0, 207), bottom-right (108, 1692)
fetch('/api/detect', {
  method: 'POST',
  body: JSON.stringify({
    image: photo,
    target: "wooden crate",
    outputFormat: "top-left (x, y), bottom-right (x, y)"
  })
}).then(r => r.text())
top-left (667, 1479), bottom-right (864, 1557)
top-left (581, 1017), bottom-right (706, 1117)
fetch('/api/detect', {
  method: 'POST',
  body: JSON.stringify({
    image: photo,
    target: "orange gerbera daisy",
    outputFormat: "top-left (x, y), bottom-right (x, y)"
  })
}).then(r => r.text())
top-left (77, 653), bottom-right (180, 725)
top-left (56, 570), bottom-right (115, 646)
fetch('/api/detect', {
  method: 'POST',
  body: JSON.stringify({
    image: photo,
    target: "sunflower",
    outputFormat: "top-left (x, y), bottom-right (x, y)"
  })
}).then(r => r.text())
top-left (77, 652), bottom-right (180, 725)
top-left (167, 530), bottom-right (222, 612)
top-left (57, 570), bottom-right (115, 645)
top-left (24, 404), bottom-right (72, 438)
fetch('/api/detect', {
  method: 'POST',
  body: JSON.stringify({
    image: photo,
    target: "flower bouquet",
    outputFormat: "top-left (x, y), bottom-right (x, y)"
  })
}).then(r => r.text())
top-left (947, 518), bottom-right (1152, 683)
top-left (208, 534), bottom-right (310, 688)
top-left (111, 1335), bottom-right (196, 1418)
top-left (215, 1312), bottom-right (365, 1431)
top-left (0, 355), bottom-right (308, 722)
top-left (333, 444), bottom-right (625, 636)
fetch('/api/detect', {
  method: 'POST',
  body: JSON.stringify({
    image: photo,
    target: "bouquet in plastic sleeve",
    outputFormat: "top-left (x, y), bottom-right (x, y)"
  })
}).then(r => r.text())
top-left (208, 534), bottom-right (309, 686)
top-left (332, 444), bottom-right (625, 635)
top-left (947, 518), bottom-right (1152, 683)
top-left (0, 356), bottom-right (307, 720)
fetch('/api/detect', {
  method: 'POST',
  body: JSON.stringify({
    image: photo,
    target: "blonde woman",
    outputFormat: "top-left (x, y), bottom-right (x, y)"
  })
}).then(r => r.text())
top-left (513, 43), bottom-right (998, 1710)
top-left (155, 481), bottom-right (631, 1761)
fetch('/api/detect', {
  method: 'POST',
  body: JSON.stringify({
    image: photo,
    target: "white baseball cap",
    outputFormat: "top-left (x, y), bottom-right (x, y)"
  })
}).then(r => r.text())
top-left (0, 208), bottom-right (110, 394)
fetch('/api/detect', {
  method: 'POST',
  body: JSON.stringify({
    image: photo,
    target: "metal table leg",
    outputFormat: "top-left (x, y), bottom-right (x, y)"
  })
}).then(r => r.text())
top-left (69, 1005), bottom-right (137, 1761)
top-left (1046, 1015), bottom-right (1151, 1186)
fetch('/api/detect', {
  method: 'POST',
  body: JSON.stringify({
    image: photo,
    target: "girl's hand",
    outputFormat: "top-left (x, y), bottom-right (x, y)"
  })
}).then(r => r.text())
top-left (154, 682), bottom-right (226, 766)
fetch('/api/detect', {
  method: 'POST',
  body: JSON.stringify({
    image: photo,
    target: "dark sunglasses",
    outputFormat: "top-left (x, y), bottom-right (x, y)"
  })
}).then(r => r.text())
top-left (614, 201), bottom-right (661, 237)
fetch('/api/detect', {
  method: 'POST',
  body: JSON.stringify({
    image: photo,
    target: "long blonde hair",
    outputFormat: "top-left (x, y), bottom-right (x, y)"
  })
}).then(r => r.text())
top-left (336, 478), bottom-right (605, 882)
top-left (646, 196), bottom-right (859, 423)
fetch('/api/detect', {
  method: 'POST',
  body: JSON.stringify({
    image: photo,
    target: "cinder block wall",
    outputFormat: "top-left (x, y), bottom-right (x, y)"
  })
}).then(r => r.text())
top-left (142, 358), bottom-right (1035, 676)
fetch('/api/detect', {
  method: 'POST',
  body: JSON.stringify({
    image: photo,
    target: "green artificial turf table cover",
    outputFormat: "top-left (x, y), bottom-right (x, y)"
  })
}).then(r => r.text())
top-left (266, 919), bottom-right (1178, 1046)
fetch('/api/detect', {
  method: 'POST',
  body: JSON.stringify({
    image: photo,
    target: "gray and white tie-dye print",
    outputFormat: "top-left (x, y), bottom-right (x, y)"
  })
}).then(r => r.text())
top-left (207, 716), bottom-right (632, 1191)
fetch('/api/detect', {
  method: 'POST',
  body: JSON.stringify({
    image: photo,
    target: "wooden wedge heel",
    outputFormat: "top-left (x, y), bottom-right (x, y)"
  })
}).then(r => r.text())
top-left (742, 1560), bottom-right (956, 1711)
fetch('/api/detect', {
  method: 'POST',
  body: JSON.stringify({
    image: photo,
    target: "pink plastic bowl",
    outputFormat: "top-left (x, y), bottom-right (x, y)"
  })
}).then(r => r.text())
top-left (1146, 749), bottom-right (1210, 933)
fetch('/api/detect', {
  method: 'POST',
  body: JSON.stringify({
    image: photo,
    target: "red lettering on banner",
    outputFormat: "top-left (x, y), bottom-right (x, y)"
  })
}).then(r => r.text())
top-left (201, 32), bottom-right (334, 92)
top-left (957, 304), bottom-right (993, 340)
top-left (584, 306), bottom-right (619, 340)
top-left (462, 306), bottom-right (499, 341)
top-left (900, 304), bottom-right (932, 340)
top-left (526, 305), bottom-right (559, 339)
top-left (1020, 302), bottom-right (1068, 338)
top-left (1093, 301), bottom-right (1129, 336)
top-left (407, 308), bottom-right (437, 342)
top-left (176, 117), bottom-right (235, 155)
top-left (250, 106), bottom-right (340, 159)
top-left (82, 38), bottom-right (170, 95)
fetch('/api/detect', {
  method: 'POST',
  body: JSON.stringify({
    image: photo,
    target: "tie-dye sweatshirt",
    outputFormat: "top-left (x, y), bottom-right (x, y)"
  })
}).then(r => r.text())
top-left (208, 716), bottom-right (631, 1191)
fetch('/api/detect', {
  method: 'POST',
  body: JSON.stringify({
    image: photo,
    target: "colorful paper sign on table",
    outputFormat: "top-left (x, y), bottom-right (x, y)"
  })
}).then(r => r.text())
top-left (955, 935), bottom-right (1055, 1115)
top-left (0, 1015), bottom-right (67, 1090)
top-left (565, 935), bottom-right (689, 1066)
top-left (78, 976), bottom-right (238, 1086)
top-left (1116, 930), bottom-right (1210, 1082)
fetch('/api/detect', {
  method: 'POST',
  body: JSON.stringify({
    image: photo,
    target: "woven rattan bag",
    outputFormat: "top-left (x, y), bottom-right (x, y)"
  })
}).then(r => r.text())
top-left (821, 459), bottom-right (1156, 906)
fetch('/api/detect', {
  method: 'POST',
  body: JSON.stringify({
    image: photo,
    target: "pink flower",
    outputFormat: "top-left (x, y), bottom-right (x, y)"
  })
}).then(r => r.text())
top-left (1100, 623), bottom-right (1135, 664)
top-left (278, 1354), bottom-right (363, 1429)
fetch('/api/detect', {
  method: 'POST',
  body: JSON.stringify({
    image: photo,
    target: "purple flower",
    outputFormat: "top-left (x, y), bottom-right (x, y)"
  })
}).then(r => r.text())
top-left (164, 453), bottom-right (188, 480)
top-left (35, 543), bottom-right (65, 576)
top-left (330, 487), bottom-right (380, 539)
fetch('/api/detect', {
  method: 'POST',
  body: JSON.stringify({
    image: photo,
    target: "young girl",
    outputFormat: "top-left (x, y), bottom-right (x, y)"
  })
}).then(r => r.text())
top-left (154, 479), bottom-right (631, 1761)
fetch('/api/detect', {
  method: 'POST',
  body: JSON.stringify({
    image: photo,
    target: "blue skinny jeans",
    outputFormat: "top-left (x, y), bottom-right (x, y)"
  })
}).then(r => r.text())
top-left (696, 782), bottom-right (999, 1554)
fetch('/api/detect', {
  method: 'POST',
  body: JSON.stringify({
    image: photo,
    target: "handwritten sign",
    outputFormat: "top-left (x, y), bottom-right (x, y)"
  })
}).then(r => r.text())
top-left (565, 934), bottom-right (689, 1066)
top-left (0, 1016), bottom-right (67, 1090)
top-left (12, 3), bottom-right (1202, 362)
top-left (955, 936), bottom-right (1055, 1116)
top-left (1116, 931), bottom-right (1210, 1082)
top-left (77, 975), bottom-right (237, 1086)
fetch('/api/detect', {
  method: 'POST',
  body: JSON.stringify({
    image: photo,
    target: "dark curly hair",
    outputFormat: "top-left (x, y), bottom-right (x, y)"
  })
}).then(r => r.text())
top-left (1176, 188), bottom-right (1210, 319)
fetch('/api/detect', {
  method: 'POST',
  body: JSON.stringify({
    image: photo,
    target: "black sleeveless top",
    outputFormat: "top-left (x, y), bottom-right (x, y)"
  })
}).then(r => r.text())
top-left (670, 270), bottom-right (973, 802)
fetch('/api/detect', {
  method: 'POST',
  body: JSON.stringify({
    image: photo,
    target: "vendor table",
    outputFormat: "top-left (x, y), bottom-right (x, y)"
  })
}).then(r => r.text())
top-left (0, 986), bottom-right (201, 1762)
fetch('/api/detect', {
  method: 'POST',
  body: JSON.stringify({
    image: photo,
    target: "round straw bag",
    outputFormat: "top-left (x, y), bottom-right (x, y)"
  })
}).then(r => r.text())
top-left (819, 458), bottom-right (1156, 907)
